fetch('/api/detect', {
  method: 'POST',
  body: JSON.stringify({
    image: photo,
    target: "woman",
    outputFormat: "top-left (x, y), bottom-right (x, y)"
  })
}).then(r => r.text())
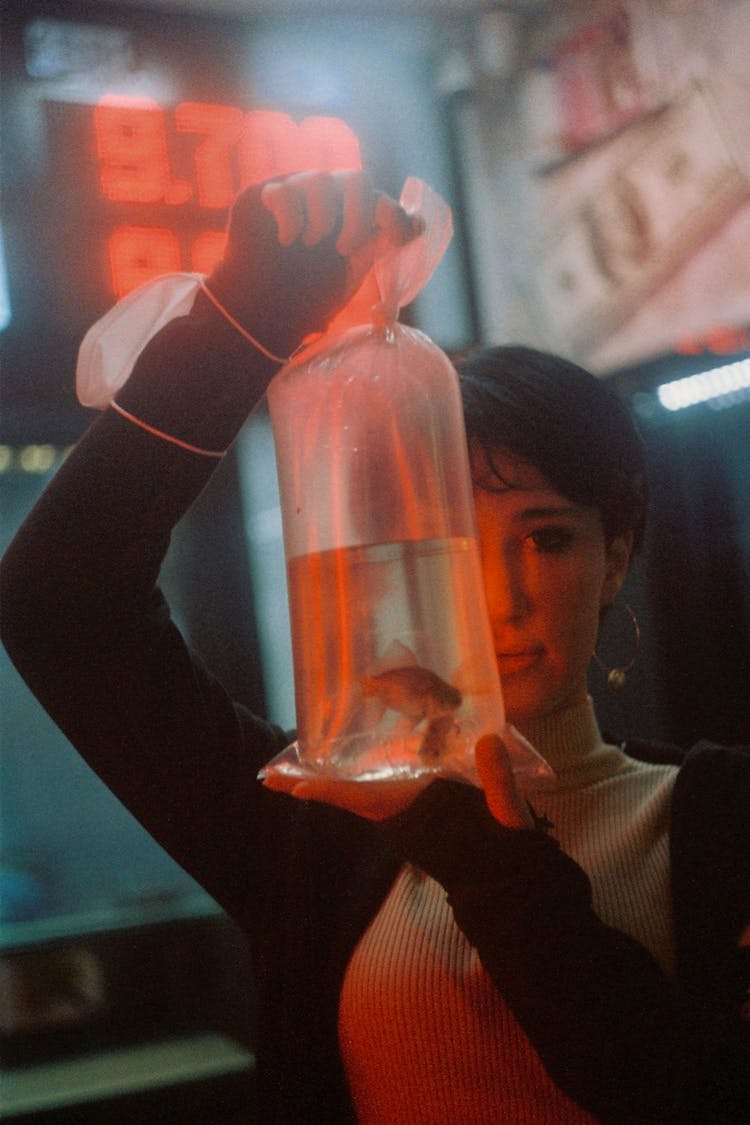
top-left (1, 172), bottom-right (747, 1124)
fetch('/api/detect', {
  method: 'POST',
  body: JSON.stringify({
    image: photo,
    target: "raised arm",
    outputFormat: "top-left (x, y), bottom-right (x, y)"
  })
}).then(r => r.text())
top-left (0, 172), bottom-right (419, 915)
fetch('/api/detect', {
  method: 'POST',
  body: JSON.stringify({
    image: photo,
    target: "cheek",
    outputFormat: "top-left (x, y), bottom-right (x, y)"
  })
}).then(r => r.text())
top-left (543, 561), bottom-right (607, 656)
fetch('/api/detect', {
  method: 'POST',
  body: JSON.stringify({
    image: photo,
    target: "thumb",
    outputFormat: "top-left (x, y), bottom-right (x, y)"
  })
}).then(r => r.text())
top-left (475, 734), bottom-right (533, 829)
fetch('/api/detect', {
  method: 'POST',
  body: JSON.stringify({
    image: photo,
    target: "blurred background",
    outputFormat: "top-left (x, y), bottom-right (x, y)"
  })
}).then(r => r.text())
top-left (2, 1), bottom-right (750, 1120)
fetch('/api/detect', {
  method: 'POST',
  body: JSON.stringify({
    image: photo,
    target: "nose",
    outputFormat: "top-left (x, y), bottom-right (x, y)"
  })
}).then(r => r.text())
top-left (479, 539), bottom-right (531, 625)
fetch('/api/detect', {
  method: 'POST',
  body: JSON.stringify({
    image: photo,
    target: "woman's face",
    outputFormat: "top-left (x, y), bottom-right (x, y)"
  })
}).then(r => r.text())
top-left (473, 451), bottom-right (632, 726)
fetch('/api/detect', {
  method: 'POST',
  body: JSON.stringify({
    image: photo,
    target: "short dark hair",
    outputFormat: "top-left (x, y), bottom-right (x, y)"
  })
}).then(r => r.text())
top-left (458, 345), bottom-right (648, 550)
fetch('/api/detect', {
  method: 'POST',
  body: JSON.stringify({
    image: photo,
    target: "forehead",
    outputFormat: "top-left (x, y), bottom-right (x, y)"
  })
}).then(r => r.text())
top-left (471, 449), bottom-right (601, 529)
top-left (471, 448), bottom-right (557, 495)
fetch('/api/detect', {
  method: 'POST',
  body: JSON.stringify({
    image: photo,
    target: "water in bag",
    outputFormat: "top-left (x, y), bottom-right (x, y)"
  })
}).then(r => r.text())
top-left (266, 318), bottom-right (506, 783)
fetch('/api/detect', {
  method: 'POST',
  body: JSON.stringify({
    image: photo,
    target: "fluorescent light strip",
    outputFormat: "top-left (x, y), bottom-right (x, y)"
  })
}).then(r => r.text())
top-left (657, 357), bottom-right (750, 411)
top-left (0, 224), bottom-right (9, 331)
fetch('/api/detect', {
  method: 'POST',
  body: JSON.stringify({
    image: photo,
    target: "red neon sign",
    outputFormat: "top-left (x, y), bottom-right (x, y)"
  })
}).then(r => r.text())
top-left (107, 226), bottom-right (180, 295)
top-left (95, 98), bottom-right (184, 205)
top-left (673, 325), bottom-right (750, 357)
top-left (175, 101), bottom-right (243, 208)
top-left (94, 96), bottom-right (362, 297)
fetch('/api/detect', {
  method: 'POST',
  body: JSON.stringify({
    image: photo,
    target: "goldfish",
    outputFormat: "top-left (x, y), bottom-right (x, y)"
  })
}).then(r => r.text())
top-left (360, 664), bottom-right (462, 761)
top-left (419, 712), bottom-right (461, 762)
top-left (361, 665), bottom-right (462, 719)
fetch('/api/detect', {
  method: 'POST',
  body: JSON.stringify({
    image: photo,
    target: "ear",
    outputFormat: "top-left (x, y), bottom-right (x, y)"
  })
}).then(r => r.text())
top-left (600, 531), bottom-right (633, 609)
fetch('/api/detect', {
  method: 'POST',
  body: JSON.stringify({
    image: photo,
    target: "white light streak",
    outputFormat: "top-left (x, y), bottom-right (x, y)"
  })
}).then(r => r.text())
top-left (657, 357), bottom-right (750, 411)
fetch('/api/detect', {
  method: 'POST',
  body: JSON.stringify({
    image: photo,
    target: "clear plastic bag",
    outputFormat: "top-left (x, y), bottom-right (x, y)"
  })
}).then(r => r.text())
top-left (76, 272), bottom-right (204, 409)
top-left (261, 180), bottom-right (552, 786)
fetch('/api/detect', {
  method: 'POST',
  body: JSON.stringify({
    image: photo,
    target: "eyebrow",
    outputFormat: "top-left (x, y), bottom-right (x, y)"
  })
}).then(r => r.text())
top-left (514, 504), bottom-right (583, 521)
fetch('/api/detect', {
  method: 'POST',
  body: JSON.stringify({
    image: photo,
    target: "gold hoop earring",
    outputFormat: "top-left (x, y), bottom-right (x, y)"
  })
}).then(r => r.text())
top-left (594, 601), bottom-right (641, 693)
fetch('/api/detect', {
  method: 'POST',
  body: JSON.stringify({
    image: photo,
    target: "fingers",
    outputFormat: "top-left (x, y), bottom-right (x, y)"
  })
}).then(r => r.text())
top-left (374, 193), bottom-right (425, 248)
top-left (261, 173), bottom-right (337, 247)
top-left (300, 173), bottom-right (340, 247)
top-left (287, 777), bottom-right (408, 821)
top-left (261, 171), bottom-right (370, 250)
top-left (475, 734), bottom-right (534, 829)
top-left (335, 170), bottom-right (376, 256)
top-left (260, 170), bottom-right (421, 259)
top-left (262, 771), bottom-right (431, 821)
top-left (260, 771), bottom-right (302, 795)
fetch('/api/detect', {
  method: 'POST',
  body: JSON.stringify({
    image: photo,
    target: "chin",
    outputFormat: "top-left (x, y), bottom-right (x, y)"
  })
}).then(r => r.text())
top-left (502, 685), bottom-right (579, 728)
top-left (501, 696), bottom-right (546, 728)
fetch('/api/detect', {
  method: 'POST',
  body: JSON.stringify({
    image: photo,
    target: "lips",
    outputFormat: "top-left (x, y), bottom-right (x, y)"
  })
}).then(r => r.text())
top-left (496, 648), bottom-right (543, 674)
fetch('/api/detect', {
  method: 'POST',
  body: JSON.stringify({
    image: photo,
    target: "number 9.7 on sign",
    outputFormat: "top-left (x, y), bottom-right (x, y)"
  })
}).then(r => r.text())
top-left (93, 95), bottom-right (362, 298)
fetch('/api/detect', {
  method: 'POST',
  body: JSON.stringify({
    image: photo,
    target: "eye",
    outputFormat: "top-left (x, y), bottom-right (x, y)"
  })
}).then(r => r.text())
top-left (526, 526), bottom-right (575, 554)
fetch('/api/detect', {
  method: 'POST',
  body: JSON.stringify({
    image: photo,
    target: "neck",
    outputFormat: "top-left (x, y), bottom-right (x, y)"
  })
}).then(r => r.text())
top-left (513, 696), bottom-right (624, 789)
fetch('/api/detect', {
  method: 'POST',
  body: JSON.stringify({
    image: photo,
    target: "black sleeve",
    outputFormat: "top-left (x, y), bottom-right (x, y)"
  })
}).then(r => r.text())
top-left (382, 780), bottom-right (700, 1125)
top-left (0, 306), bottom-right (289, 920)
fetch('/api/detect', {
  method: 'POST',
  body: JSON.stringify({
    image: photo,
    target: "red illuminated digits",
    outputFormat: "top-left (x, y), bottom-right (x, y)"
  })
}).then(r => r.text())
top-left (95, 100), bottom-right (364, 299)
top-left (191, 230), bottom-right (227, 275)
top-left (673, 334), bottom-right (708, 356)
top-left (175, 102), bottom-right (244, 208)
top-left (238, 110), bottom-right (362, 187)
top-left (239, 110), bottom-right (300, 186)
top-left (95, 96), bottom-right (191, 205)
top-left (108, 226), bottom-right (182, 297)
top-left (675, 325), bottom-right (750, 356)
top-left (297, 115), bottom-right (362, 173)
top-left (704, 325), bottom-right (750, 355)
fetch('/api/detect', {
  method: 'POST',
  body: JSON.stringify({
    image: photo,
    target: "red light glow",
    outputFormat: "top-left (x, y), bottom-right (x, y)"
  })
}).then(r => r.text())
top-left (108, 226), bottom-right (182, 297)
top-left (95, 97), bottom-right (362, 296)
top-left (190, 229), bottom-right (228, 275)
top-left (674, 325), bottom-right (750, 357)
top-left (175, 101), bottom-right (245, 208)
top-left (95, 96), bottom-right (188, 205)
top-left (96, 96), bottom-right (361, 207)
top-left (237, 110), bottom-right (362, 186)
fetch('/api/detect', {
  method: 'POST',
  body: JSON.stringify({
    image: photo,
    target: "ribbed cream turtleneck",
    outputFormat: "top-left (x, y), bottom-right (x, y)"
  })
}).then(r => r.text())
top-left (338, 697), bottom-right (678, 1124)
